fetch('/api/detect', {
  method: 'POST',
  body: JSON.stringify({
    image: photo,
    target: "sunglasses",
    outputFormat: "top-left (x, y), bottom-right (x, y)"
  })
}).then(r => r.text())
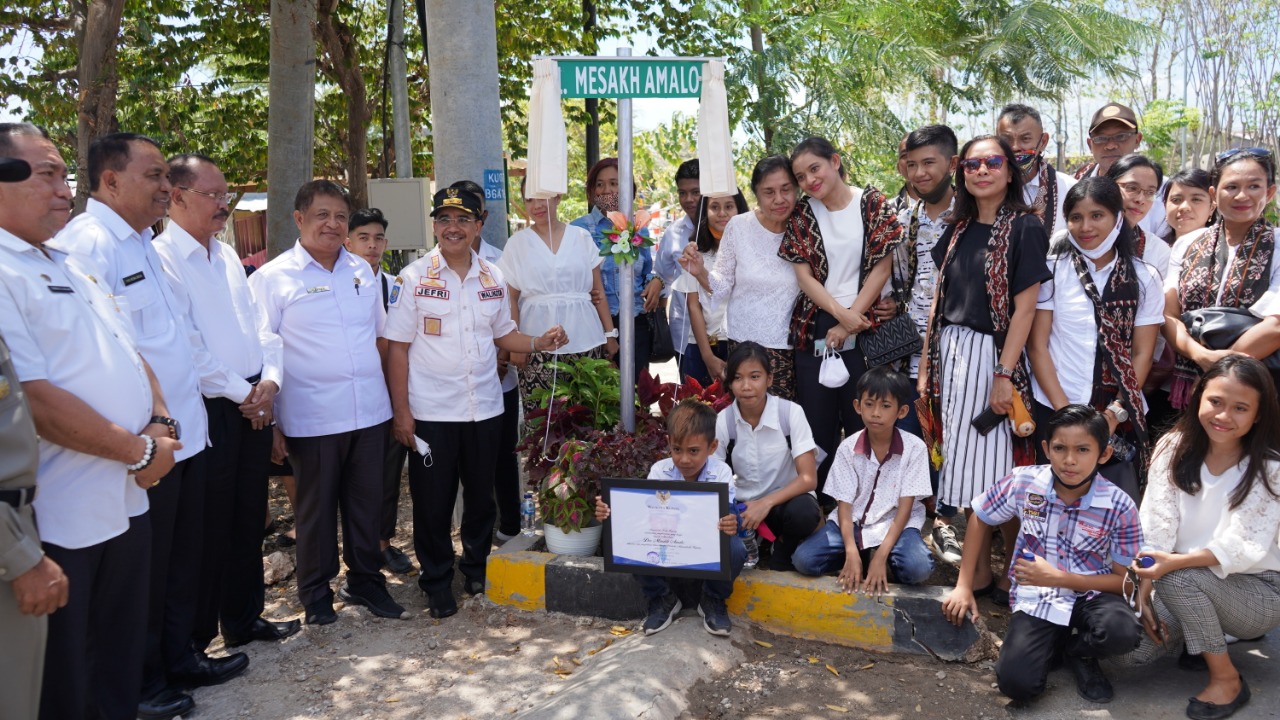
top-left (1216, 147), bottom-right (1273, 164)
top-left (959, 155), bottom-right (1007, 174)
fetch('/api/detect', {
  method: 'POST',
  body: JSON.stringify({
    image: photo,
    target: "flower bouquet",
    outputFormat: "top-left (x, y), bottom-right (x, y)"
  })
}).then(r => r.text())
top-left (596, 208), bottom-right (657, 266)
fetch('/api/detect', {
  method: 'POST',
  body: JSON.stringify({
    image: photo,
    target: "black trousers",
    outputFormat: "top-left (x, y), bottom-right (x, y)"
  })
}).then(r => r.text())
top-left (40, 513), bottom-right (151, 720)
top-left (995, 592), bottom-right (1140, 703)
top-left (142, 453), bottom-right (207, 698)
top-left (495, 386), bottom-right (522, 536)
top-left (410, 416), bottom-right (502, 596)
top-left (762, 493), bottom-right (823, 569)
top-left (381, 437), bottom-right (407, 543)
top-left (286, 423), bottom-right (389, 606)
top-left (610, 312), bottom-right (652, 376)
top-left (794, 310), bottom-right (868, 494)
top-left (194, 397), bottom-right (272, 650)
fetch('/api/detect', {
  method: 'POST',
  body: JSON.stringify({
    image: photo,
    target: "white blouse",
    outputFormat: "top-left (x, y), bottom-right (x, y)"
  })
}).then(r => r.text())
top-left (707, 212), bottom-right (798, 349)
top-left (1141, 435), bottom-right (1280, 579)
top-left (809, 188), bottom-right (865, 306)
top-left (673, 248), bottom-right (727, 347)
top-left (497, 224), bottom-right (605, 354)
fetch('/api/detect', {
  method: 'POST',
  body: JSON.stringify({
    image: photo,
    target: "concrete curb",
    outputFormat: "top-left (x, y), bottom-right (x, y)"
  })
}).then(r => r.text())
top-left (487, 534), bottom-right (983, 661)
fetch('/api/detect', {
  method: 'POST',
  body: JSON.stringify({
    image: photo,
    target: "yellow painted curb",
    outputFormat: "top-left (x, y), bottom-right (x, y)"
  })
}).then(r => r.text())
top-left (727, 571), bottom-right (896, 652)
top-left (486, 550), bottom-right (552, 612)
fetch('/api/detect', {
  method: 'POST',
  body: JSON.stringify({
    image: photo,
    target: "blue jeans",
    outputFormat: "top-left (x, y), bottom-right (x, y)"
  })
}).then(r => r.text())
top-left (791, 521), bottom-right (934, 585)
top-left (898, 385), bottom-right (955, 519)
top-left (636, 535), bottom-right (746, 601)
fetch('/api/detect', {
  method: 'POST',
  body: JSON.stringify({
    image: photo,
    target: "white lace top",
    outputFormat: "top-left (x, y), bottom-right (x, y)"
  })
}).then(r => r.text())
top-left (1141, 434), bottom-right (1280, 579)
top-left (707, 211), bottom-right (798, 349)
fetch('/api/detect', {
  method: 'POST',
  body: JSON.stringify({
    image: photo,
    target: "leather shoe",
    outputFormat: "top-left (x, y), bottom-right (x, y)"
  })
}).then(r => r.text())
top-left (383, 545), bottom-right (415, 574)
top-left (464, 578), bottom-right (486, 596)
top-left (137, 687), bottom-right (195, 720)
top-left (306, 597), bottom-right (337, 625)
top-left (1186, 675), bottom-right (1250, 720)
top-left (224, 617), bottom-right (302, 648)
top-left (428, 591), bottom-right (458, 619)
top-left (1066, 653), bottom-right (1113, 703)
top-left (170, 651), bottom-right (250, 689)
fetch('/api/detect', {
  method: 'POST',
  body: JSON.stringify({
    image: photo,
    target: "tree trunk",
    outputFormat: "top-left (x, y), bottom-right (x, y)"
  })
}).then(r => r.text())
top-left (267, 0), bottom-right (317, 260)
top-left (749, 18), bottom-right (771, 150)
top-left (74, 0), bottom-right (125, 214)
top-left (317, 0), bottom-right (370, 209)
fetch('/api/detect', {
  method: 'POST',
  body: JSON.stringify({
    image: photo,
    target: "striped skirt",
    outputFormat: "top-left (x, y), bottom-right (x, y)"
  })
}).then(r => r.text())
top-left (937, 324), bottom-right (1013, 508)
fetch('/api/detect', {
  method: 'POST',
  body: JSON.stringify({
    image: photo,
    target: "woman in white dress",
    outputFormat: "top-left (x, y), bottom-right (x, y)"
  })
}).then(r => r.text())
top-left (499, 191), bottom-right (617, 415)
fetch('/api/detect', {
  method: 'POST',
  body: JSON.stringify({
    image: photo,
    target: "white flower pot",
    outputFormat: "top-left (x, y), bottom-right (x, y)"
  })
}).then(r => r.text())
top-left (543, 522), bottom-right (602, 556)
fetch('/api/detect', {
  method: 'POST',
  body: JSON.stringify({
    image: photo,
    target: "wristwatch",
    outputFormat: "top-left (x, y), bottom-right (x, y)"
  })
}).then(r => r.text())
top-left (604, 329), bottom-right (620, 339)
top-left (150, 415), bottom-right (182, 441)
top-left (993, 363), bottom-right (1014, 378)
top-left (1106, 402), bottom-right (1129, 424)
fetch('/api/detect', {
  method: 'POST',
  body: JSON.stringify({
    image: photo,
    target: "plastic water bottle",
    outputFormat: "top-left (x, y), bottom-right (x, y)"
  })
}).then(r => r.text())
top-left (521, 492), bottom-right (537, 536)
top-left (1136, 555), bottom-right (1155, 568)
top-left (735, 502), bottom-right (760, 569)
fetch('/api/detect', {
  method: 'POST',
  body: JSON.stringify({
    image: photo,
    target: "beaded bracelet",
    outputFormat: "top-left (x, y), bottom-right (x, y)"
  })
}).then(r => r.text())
top-left (125, 434), bottom-right (156, 472)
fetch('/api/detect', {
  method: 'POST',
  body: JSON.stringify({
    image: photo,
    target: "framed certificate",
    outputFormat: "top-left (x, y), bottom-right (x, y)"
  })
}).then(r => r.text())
top-left (601, 477), bottom-right (731, 582)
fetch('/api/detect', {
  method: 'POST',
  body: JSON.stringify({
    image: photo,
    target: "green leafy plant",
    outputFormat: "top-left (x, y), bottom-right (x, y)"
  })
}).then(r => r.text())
top-left (528, 357), bottom-right (623, 431)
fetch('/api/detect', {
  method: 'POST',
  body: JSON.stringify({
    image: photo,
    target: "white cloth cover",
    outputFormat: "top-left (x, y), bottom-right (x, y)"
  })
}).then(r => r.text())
top-left (697, 60), bottom-right (735, 198)
top-left (526, 58), bottom-right (567, 199)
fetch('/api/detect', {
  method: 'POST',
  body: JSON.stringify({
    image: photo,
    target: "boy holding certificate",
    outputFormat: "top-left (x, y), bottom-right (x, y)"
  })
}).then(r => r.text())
top-left (595, 399), bottom-right (746, 636)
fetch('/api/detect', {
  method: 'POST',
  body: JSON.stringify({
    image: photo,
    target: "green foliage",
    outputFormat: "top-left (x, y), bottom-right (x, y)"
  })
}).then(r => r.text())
top-left (528, 357), bottom-right (624, 432)
top-left (1139, 100), bottom-right (1202, 169)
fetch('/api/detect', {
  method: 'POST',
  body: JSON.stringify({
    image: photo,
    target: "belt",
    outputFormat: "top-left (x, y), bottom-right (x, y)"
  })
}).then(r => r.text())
top-left (246, 372), bottom-right (262, 385)
top-left (0, 486), bottom-right (36, 508)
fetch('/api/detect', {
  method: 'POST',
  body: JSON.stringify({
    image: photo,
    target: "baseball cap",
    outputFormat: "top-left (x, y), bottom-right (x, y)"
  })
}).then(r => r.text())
top-left (1088, 104), bottom-right (1138, 134)
top-left (430, 187), bottom-right (483, 218)
top-left (0, 158), bottom-right (32, 183)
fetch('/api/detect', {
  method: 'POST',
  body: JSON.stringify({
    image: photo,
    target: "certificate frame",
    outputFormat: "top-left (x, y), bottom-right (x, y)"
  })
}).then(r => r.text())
top-left (601, 477), bottom-right (731, 582)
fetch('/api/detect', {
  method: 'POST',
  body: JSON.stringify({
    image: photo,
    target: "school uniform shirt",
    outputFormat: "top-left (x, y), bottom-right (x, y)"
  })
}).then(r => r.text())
top-left (383, 248), bottom-right (516, 423)
top-left (153, 222), bottom-right (283, 403)
top-left (648, 455), bottom-right (737, 503)
top-left (707, 212), bottom-right (798, 350)
top-left (895, 198), bottom-right (951, 377)
top-left (1166, 228), bottom-right (1280, 313)
top-left (248, 241), bottom-right (391, 438)
top-left (478, 240), bottom-right (518, 394)
top-left (375, 269), bottom-right (393, 310)
top-left (50, 199), bottom-right (208, 461)
top-left (1031, 252), bottom-right (1165, 409)
top-left (823, 429), bottom-right (931, 550)
top-left (498, 224), bottom-right (605, 355)
top-left (1141, 436), bottom-right (1280, 578)
top-left (974, 464), bottom-right (1142, 626)
top-left (655, 215), bottom-right (694, 351)
top-left (713, 396), bottom-right (817, 501)
top-left (809, 189), bottom-right (865, 306)
top-left (0, 229), bottom-right (152, 549)
top-left (1022, 169), bottom-right (1076, 236)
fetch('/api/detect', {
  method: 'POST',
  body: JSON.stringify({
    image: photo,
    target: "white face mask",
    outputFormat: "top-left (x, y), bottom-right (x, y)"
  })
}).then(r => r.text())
top-left (1068, 213), bottom-right (1123, 261)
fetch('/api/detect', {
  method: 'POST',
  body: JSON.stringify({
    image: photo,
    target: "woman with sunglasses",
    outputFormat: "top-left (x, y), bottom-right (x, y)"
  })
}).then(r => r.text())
top-left (1106, 154), bottom-right (1172, 278)
top-left (919, 135), bottom-right (1051, 601)
top-left (1164, 147), bottom-right (1280, 409)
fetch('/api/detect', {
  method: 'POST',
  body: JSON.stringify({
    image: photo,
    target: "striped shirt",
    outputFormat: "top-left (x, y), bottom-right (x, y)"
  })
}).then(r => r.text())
top-left (974, 465), bottom-right (1142, 626)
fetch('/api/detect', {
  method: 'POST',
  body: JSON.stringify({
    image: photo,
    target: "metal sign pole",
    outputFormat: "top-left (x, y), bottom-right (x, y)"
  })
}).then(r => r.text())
top-left (616, 46), bottom-right (636, 433)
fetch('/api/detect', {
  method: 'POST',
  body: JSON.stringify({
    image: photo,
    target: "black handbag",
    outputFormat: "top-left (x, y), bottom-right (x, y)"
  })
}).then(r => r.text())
top-left (647, 308), bottom-right (677, 363)
top-left (1182, 306), bottom-right (1280, 369)
top-left (860, 208), bottom-right (923, 368)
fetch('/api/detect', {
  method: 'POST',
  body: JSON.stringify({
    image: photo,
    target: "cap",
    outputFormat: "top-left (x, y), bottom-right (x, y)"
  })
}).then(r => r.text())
top-left (0, 158), bottom-right (32, 183)
top-left (430, 187), bottom-right (483, 218)
top-left (1088, 104), bottom-right (1138, 134)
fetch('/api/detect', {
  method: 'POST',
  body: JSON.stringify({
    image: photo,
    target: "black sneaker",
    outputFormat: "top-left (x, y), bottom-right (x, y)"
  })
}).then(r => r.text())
top-left (464, 578), bottom-right (485, 596)
top-left (305, 597), bottom-right (337, 626)
top-left (1066, 654), bottom-right (1113, 703)
top-left (338, 583), bottom-right (410, 620)
top-left (697, 594), bottom-right (732, 636)
top-left (382, 545), bottom-right (415, 574)
top-left (642, 593), bottom-right (682, 635)
top-left (427, 590), bottom-right (458, 619)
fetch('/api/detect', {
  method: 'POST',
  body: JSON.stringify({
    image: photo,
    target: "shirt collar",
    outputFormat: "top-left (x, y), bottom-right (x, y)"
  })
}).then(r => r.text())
top-left (164, 221), bottom-right (212, 260)
top-left (1043, 466), bottom-right (1111, 511)
top-left (86, 198), bottom-right (151, 243)
top-left (427, 246), bottom-right (485, 282)
top-left (854, 428), bottom-right (904, 459)
top-left (290, 239), bottom-right (357, 273)
top-left (663, 458), bottom-right (722, 483)
top-left (733, 396), bottom-right (783, 432)
top-left (0, 226), bottom-right (43, 256)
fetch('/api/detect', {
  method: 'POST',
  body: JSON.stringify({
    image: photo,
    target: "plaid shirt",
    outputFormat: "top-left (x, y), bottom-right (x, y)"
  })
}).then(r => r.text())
top-left (974, 465), bottom-right (1143, 626)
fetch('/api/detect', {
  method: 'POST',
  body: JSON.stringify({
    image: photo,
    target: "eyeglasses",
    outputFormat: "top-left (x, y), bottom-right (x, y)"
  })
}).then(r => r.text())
top-left (1089, 131), bottom-right (1137, 146)
top-left (435, 215), bottom-right (476, 226)
top-left (1117, 182), bottom-right (1159, 200)
top-left (1216, 147), bottom-right (1273, 164)
top-left (178, 186), bottom-right (235, 205)
top-left (959, 155), bottom-right (1006, 174)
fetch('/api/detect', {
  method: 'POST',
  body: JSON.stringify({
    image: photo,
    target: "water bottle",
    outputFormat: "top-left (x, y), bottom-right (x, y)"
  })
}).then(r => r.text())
top-left (1109, 434), bottom-right (1137, 463)
top-left (734, 502), bottom-right (759, 569)
top-left (1136, 555), bottom-right (1155, 568)
top-left (521, 492), bottom-right (537, 536)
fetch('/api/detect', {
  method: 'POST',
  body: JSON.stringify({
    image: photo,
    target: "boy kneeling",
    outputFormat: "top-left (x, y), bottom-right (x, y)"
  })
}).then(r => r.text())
top-left (595, 399), bottom-right (746, 636)
top-left (792, 367), bottom-right (935, 594)
top-left (942, 405), bottom-right (1143, 705)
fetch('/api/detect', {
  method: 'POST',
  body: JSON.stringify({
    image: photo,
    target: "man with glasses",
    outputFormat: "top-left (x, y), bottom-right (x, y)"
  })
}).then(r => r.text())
top-left (153, 154), bottom-right (301, 660)
top-left (1075, 103), bottom-right (1168, 238)
top-left (248, 180), bottom-right (407, 626)
top-left (997, 104), bottom-right (1075, 235)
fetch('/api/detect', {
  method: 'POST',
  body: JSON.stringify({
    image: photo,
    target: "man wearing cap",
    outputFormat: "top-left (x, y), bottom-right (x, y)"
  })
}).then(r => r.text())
top-left (152, 153), bottom-right (301, 657)
top-left (1075, 102), bottom-right (1168, 238)
top-left (248, 180), bottom-right (408, 626)
top-left (0, 123), bottom-right (182, 720)
top-left (384, 188), bottom-right (567, 619)
top-left (997, 103), bottom-right (1075, 235)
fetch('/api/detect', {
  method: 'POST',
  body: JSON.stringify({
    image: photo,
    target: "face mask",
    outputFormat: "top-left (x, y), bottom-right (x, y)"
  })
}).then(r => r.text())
top-left (1055, 469), bottom-right (1097, 491)
top-left (595, 192), bottom-right (620, 213)
top-left (1014, 152), bottom-right (1040, 176)
top-left (918, 174), bottom-right (953, 205)
top-left (1068, 213), bottom-right (1124, 261)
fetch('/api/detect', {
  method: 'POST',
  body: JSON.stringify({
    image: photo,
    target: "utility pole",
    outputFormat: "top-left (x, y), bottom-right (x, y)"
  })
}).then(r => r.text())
top-left (425, 0), bottom-right (509, 248)
top-left (583, 0), bottom-right (599, 173)
top-left (266, 0), bottom-right (317, 259)
top-left (389, 0), bottom-right (412, 178)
